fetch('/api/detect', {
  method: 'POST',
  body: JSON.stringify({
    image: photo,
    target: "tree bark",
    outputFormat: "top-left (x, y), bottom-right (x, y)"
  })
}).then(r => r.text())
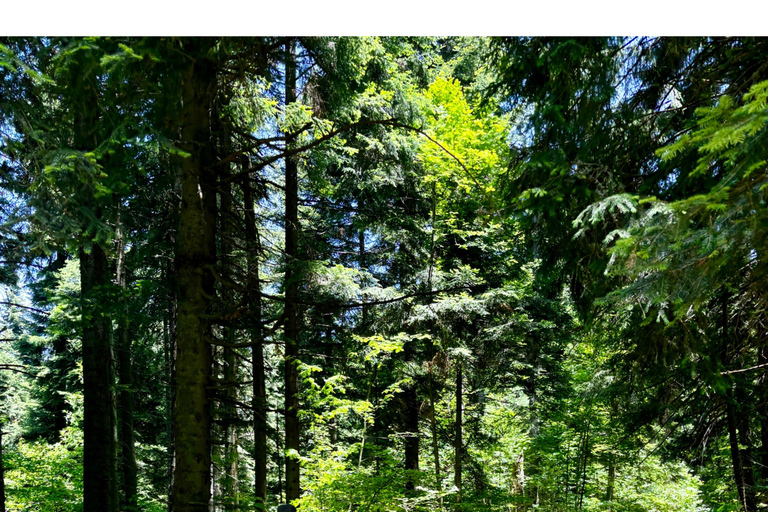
top-left (605, 454), bottom-right (615, 511)
top-left (170, 39), bottom-right (217, 512)
top-left (70, 46), bottom-right (120, 512)
top-left (283, 38), bottom-right (301, 505)
top-left (737, 408), bottom-right (757, 512)
top-left (403, 379), bottom-right (420, 491)
top-left (1, 420), bottom-right (6, 512)
top-left (454, 362), bottom-right (462, 509)
top-left (759, 342), bottom-right (768, 483)
top-left (727, 387), bottom-right (750, 512)
top-left (116, 214), bottom-right (138, 511)
top-left (80, 242), bottom-right (119, 512)
top-left (243, 163), bottom-right (268, 509)
top-left (577, 422), bottom-right (590, 511)
top-left (428, 367), bottom-right (444, 510)
top-left (219, 156), bottom-right (239, 512)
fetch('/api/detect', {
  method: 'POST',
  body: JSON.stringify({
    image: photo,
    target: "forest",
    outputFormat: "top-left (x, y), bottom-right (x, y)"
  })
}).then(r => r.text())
top-left (0, 36), bottom-right (766, 512)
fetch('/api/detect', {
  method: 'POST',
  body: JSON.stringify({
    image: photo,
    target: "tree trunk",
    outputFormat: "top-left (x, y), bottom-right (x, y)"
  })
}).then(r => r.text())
top-left (71, 47), bottom-right (119, 512)
top-left (1, 420), bottom-right (6, 512)
top-left (80, 242), bottom-right (119, 512)
top-left (454, 362), bottom-right (462, 510)
top-left (605, 455), bottom-right (615, 511)
top-left (283, 38), bottom-right (301, 505)
top-left (170, 39), bottom-right (217, 512)
top-left (577, 422), bottom-right (590, 511)
top-left (737, 409), bottom-right (757, 512)
top-left (727, 387), bottom-right (751, 512)
top-left (164, 257), bottom-right (178, 511)
top-left (404, 384), bottom-right (420, 491)
top-left (219, 158), bottom-right (239, 512)
top-left (116, 214), bottom-right (138, 511)
top-left (428, 367), bottom-right (444, 510)
top-left (722, 292), bottom-right (756, 512)
top-left (759, 343), bottom-right (768, 483)
top-left (243, 163), bottom-right (268, 509)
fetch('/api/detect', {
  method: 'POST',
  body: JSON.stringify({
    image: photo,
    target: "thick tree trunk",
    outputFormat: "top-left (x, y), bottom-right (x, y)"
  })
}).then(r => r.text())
top-left (80, 243), bottom-right (119, 512)
top-left (116, 217), bottom-right (138, 511)
top-left (454, 362), bottom-right (462, 509)
top-left (283, 38), bottom-right (301, 505)
top-left (71, 48), bottom-right (119, 512)
top-left (170, 39), bottom-right (217, 512)
top-left (243, 165), bottom-right (268, 509)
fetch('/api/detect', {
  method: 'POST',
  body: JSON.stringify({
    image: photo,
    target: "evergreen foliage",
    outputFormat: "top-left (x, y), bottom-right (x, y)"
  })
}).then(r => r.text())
top-left (0, 36), bottom-right (766, 512)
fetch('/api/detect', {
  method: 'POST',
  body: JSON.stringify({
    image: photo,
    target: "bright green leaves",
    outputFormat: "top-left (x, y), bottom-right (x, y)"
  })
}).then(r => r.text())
top-left (420, 77), bottom-right (507, 211)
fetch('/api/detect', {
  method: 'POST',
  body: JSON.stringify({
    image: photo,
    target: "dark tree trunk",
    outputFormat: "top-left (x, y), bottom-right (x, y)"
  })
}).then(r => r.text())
top-left (219, 160), bottom-right (239, 512)
top-left (80, 242), bottom-right (119, 512)
top-left (727, 388), bottom-right (751, 512)
top-left (455, 362), bottom-right (463, 509)
top-left (71, 47), bottom-right (119, 512)
top-left (404, 385), bottom-right (420, 491)
top-left (116, 216), bottom-right (138, 511)
top-left (283, 38), bottom-right (301, 505)
top-left (738, 409), bottom-right (757, 512)
top-left (605, 455), bottom-right (615, 508)
top-left (164, 257), bottom-right (178, 510)
top-left (759, 343), bottom-right (768, 483)
top-left (1, 420), bottom-right (6, 512)
top-left (722, 292), bottom-right (756, 512)
top-left (428, 368), bottom-right (443, 510)
top-left (242, 163), bottom-right (268, 509)
top-left (170, 39), bottom-right (217, 512)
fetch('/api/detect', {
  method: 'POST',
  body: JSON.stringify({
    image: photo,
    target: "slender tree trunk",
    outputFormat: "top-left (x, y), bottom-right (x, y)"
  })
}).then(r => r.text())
top-left (727, 387), bottom-right (750, 512)
top-left (428, 366), bottom-right (444, 510)
top-left (404, 384), bottom-right (420, 491)
top-left (116, 214), bottom-right (139, 511)
top-left (564, 437), bottom-right (570, 512)
top-left (721, 292), bottom-right (756, 512)
top-left (1, 420), bottom-right (6, 512)
top-left (170, 39), bottom-right (217, 512)
top-left (277, 410), bottom-right (284, 504)
top-left (283, 38), bottom-right (301, 505)
top-left (164, 258), bottom-right (178, 510)
top-left (454, 361), bottom-right (462, 510)
top-left (605, 455), bottom-right (615, 511)
top-left (758, 343), bottom-right (768, 483)
top-left (737, 409), bottom-right (757, 512)
top-left (243, 164), bottom-right (268, 510)
top-left (219, 160), bottom-right (239, 512)
top-left (516, 453), bottom-right (525, 512)
top-left (577, 422), bottom-right (590, 511)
